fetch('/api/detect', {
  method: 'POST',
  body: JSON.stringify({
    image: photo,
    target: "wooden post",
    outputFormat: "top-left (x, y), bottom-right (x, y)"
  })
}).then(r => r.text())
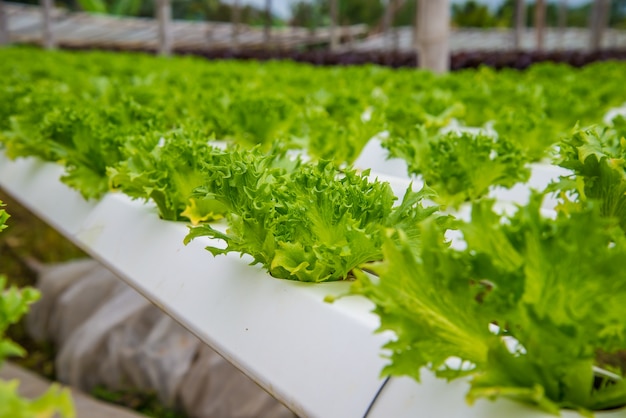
top-left (412, 0), bottom-right (418, 48)
top-left (589, 0), bottom-right (611, 51)
top-left (392, 15), bottom-right (400, 53)
top-left (157, 0), bottom-right (172, 56)
top-left (557, 0), bottom-right (567, 49)
top-left (309, 3), bottom-right (319, 46)
top-left (41, 0), bottom-right (55, 49)
top-left (558, 0), bottom-right (568, 30)
top-left (383, 0), bottom-right (393, 64)
top-left (231, 0), bottom-right (241, 50)
top-left (289, 12), bottom-right (298, 52)
top-left (264, 0), bottom-right (272, 45)
top-left (513, 0), bottom-right (526, 50)
top-left (329, 0), bottom-right (338, 51)
top-left (346, 23), bottom-right (355, 51)
top-left (535, 0), bottom-right (546, 51)
top-left (383, 0), bottom-right (394, 52)
top-left (416, 0), bottom-right (449, 73)
top-left (0, 0), bottom-right (9, 45)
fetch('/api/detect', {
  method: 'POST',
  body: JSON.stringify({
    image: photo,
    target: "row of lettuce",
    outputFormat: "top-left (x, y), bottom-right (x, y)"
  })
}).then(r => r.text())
top-left (1, 47), bottom-right (626, 206)
top-left (2, 47), bottom-right (626, 416)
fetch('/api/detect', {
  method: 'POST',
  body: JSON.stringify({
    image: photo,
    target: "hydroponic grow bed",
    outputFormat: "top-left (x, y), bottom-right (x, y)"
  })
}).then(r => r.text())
top-left (4, 149), bottom-right (621, 418)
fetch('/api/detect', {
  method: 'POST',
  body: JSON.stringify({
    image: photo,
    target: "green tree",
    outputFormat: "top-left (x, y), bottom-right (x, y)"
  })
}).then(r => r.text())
top-left (452, 0), bottom-right (497, 28)
top-left (75, 0), bottom-right (143, 16)
top-left (390, 0), bottom-right (417, 28)
top-left (290, 1), bottom-right (322, 28)
top-left (289, 0), bottom-right (384, 27)
top-left (610, 0), bottom-right (626, 27)
top-left (335, 0), bottom-right (384, 25)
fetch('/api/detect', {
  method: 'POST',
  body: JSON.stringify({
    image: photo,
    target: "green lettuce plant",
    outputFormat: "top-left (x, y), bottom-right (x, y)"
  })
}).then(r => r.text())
top-left (352, 192), bottom-right (626, 416)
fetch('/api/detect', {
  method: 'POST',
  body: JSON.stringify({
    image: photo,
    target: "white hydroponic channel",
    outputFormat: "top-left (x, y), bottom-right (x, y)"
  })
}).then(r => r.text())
top-left (1, 145), bottom-right (624, 418)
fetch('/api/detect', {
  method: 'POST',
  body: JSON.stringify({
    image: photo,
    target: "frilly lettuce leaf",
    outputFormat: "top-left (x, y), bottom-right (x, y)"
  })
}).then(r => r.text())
top-left (186, 151), bottom-right (441, 282)
top-left (108, 131), bottom-right (228, 223)
top-left (554, 125), bottom-right (626, 233)
top-left (351, 224), bottom-right (492, 383)
top-left (226, 94), bottom-right (296, 149)
top-left (0, 201), bottom-right (8, 233)
top-left (383, 127), bottom-right (530, 208)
